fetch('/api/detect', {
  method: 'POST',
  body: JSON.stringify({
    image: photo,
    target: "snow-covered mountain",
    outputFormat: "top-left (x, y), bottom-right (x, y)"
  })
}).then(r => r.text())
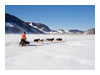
top-left (5, 13), bottom-right (51, 34)
top-left (57, 29), bottom-right (65, 33)
top-left (68, 29), bottom-right (84, 34)
top-left (84, 28), bottom-right (95, 34)
top-left (49, 29), bottom-right (84, 34)
top-left (5, 13), bottom-right (95, 34)
top-left (49, 29), bottom-right (95, 34)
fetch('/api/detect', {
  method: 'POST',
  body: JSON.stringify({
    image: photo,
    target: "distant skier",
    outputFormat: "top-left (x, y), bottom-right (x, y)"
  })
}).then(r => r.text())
top-left (19, 32), bottom-right (30, 46)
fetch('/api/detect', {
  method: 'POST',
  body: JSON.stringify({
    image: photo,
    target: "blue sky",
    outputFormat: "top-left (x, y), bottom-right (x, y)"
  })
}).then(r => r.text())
top-left (5, 5), bottom-right (95, 31)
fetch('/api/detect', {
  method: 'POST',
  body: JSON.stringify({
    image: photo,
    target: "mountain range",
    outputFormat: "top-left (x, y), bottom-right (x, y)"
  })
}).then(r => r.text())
top-left (5, 13), bottom-right (95, 34)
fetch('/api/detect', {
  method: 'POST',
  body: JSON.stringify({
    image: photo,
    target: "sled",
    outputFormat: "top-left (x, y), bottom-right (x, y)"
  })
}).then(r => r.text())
top-left (20, 41), bottom-right (30, 46)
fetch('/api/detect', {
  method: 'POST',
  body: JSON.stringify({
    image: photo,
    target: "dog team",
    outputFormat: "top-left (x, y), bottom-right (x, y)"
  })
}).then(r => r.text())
top-left (19, 32), bottom-right (62, 46)
top-left (34, 38), bottom-right (62, 43)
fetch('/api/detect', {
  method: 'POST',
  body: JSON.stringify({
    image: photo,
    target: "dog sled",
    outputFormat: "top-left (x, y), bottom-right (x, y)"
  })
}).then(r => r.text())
top-left (19, 38), bottom-right (62, 46)
top-left (19, 40), bottom-right (30, 46)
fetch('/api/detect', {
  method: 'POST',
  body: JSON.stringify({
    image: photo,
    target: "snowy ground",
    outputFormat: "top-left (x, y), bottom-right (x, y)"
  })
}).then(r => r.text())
top-left (5, 34), bottom-right (95, 70)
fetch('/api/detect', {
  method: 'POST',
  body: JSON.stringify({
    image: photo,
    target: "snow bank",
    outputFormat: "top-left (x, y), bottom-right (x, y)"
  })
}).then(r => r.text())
top-left (5, 34), bottom-right (95, 70)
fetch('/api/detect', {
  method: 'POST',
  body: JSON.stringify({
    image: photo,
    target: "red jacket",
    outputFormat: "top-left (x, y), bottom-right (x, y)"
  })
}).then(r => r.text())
top-left (21, 33), bottom-right (26, 39)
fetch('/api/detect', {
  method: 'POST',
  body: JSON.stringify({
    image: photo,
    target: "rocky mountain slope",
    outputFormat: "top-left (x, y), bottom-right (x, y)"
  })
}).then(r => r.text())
top-left (5, 13), bottom-right (51, 34)
top-left (84, 28), bottom-right (95, 34)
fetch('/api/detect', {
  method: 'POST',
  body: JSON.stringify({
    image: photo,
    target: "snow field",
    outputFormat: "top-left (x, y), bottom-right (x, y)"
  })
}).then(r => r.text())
top-left (5, 34), bottom-right (95, 70)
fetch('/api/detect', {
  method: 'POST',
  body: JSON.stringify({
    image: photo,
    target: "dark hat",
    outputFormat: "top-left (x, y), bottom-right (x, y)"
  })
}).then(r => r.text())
top-left (24, 32), bottom-right (26, 34)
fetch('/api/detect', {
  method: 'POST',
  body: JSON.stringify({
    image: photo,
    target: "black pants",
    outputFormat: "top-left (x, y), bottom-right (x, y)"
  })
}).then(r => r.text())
top-left (19, 39), bottom-right (30, 46)
top-left (19, 39), bottom-right (25, 46)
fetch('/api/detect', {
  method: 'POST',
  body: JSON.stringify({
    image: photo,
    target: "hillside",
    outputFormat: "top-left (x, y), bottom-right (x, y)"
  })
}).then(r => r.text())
top-left (5, 13), bottom-right (51, 34)
top-left (84, 28), bottom-right (95, 34)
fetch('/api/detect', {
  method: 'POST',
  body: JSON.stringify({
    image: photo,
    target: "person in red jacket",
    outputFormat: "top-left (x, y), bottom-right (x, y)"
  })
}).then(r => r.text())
top-left (19, 32), bottom-right (29, 46)
top-left (21, 32), bottom-right (26, 40)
